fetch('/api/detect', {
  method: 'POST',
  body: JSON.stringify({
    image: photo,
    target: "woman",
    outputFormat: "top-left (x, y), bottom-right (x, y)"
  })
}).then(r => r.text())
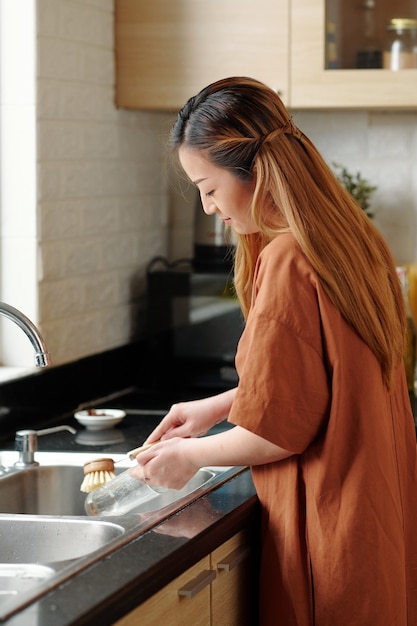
top-left (133, 77), bottom-right (417, 625)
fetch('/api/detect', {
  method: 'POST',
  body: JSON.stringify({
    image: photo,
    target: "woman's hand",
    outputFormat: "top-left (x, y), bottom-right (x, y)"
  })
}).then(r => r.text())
top-left (129, 437), bottom-right (200, 490)
top-left (144, 388), bottom-right (237, 444)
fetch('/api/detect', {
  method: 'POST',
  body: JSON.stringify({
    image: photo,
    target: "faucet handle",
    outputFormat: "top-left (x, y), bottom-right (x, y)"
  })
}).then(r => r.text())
top-left (14, 425), bottom-right (76, 467)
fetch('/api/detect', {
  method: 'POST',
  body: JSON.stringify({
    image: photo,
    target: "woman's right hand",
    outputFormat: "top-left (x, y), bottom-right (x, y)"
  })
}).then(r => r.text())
top-left (144, 388), bottom-right (237, 444)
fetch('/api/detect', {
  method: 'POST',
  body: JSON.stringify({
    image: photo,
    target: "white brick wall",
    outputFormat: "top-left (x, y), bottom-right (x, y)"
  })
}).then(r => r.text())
top-left (35, 0), bottom-right (172, 366)
top-left (1, 0), bottom-right (416, 373)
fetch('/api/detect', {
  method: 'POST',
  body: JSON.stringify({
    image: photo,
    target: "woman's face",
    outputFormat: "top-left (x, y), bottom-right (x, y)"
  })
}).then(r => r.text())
top-left (179, 146), bottom-right (259, 235)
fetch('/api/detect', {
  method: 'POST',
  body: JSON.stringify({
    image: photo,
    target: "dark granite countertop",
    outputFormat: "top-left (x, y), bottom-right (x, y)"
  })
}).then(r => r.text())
top-left (0, 390), bottom-right (259, 626)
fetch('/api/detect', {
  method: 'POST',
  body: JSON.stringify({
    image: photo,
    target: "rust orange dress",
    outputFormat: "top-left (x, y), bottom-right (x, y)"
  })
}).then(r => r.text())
top-left (228, 233), bottom-right (417, 625)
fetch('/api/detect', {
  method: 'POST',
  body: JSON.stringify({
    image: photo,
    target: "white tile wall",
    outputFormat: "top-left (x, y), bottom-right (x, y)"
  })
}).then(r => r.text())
top-left (1, 0), bottom-right (416, 373)
top-left (35, 0), bottom-right (172, 367)
top-left (293, 110), bottom-right (417, 264)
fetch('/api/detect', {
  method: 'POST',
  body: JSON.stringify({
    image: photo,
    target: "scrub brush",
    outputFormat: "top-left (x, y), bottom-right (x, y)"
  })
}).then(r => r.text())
top-left (80, 442), bottom-right (158, 493)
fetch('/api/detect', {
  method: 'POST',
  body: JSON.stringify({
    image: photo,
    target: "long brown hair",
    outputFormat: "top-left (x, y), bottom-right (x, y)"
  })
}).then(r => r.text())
top-left (169, 77), bottom-right (405, 389)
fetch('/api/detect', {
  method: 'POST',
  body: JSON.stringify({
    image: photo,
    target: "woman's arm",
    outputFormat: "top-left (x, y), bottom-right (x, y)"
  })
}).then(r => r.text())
top-left (188, 425), bottom-right (292, 467)
top-left (132, 425), bottom-right (293, 490)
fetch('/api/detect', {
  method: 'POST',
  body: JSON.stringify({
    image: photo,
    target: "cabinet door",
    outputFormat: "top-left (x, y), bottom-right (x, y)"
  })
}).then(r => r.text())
top-left (211, 530), bottom-right (258, 626)
top-left (115, 0), bottom-right (289, 111)
top-left (291, 0), bottom-right (417, 108)
top-left (113, 556), bottom-right (212, 626)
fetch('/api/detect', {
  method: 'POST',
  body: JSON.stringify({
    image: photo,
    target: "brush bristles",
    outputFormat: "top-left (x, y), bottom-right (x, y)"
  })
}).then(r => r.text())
top-left (80, 470), bottom-right (116, 493)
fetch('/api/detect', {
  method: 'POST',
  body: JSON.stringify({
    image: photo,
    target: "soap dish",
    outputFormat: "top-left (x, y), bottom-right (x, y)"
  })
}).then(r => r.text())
top-left (74, 408), bottom-right (126, 431)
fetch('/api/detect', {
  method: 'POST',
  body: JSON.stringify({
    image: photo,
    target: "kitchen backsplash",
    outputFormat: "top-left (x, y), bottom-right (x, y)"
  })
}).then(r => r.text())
top-left (295, 109), bottom-right (417, 266)
top-left (1, 0), bottom-right (416, 373)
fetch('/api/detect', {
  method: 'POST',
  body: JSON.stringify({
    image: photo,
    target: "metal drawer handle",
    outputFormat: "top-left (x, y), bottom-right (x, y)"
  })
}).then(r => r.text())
top-left (178, 569), bottom-right (216, 599)
top-left (216, 545), bottom-right (250, 572)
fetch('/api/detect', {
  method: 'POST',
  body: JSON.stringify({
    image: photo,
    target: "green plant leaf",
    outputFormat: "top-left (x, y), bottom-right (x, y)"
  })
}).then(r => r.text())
top-left (332, 162), bottom-right (377, 218)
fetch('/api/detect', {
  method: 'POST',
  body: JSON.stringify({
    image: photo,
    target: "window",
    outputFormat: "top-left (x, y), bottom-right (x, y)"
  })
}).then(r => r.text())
top-left (0, 0), bottom-right (38, 376)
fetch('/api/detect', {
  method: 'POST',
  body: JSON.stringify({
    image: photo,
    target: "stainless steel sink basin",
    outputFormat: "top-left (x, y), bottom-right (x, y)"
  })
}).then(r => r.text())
top-left (0, 513), bottom-right (127, 620)
top-left (0, 450), bottom-right (127, 516)
top-left (0, 515), bottom-right (125, 563)
top-left (0, 452), bottom-right (220, 516)
top-left (0, 450), bottom-right (245, 621)
top-left (0, 564), bottom-right (56, 617)
top-left (0, 465), bottom-right (88, 515)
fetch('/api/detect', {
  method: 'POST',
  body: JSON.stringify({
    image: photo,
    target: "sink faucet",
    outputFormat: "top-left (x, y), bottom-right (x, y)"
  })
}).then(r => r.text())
top-left (0, 302), bottom-right (51, 367)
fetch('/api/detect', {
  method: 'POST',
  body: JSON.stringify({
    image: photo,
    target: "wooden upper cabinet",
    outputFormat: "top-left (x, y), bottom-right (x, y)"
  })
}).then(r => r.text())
top-left (290, 0), bottom-right (417, 108)
top-left (115, 0), bottom-right (289, 111)
top-left (115, 0), bottom-right (417, 111)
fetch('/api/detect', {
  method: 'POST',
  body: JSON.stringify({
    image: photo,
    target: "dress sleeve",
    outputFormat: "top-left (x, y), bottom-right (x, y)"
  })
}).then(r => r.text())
top-left (228, 236), bottom-right (331, 454)
top-left (228, 311), bottom-right (330, 454)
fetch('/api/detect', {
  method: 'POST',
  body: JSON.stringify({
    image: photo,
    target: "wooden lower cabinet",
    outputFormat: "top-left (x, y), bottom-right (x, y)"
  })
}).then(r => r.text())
top-left (211, 531), bottom-right (257, 626)
top-left (114, 556), bottom-right (211, 625)
top-left (113, 531), bottom-right (257, 625)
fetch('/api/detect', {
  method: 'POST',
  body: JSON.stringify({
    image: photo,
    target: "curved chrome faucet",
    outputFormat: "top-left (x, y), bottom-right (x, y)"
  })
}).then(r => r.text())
top-left (0, 302), bottom-right (51, 367)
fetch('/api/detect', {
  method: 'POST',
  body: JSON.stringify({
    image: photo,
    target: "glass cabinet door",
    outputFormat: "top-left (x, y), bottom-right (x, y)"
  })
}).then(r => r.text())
top-left (291, 0), bottom-right (417, 108)
top-left (326, 0), bottom-right (417, 70)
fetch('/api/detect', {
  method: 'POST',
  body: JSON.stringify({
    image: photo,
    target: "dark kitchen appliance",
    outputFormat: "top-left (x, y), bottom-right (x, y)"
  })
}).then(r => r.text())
top-left (146, 257), bottom-right (243, 392)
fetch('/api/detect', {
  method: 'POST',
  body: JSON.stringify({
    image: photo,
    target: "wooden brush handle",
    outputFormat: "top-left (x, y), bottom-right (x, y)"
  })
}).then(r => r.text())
top-left (83, 457), bottom-right (115, 475)
top-left (127, 440), bottom-right (160, 459)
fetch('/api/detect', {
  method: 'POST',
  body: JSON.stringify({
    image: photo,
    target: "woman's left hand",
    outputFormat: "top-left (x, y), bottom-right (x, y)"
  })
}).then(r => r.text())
top-left (129, 437), bottom-right (200, 490)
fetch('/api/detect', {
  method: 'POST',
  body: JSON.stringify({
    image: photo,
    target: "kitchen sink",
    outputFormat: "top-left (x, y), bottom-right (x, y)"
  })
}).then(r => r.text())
top-left (0, 452), bottom-right (218, 516)
top-left (0, 564), bottom-right (56, 617)
top-left (0, 514), bottom-right (126, 619)
top-left (0, 450), bottom-right (132, 516)
top-left (0, 515), bottom-right (125, 563)
top-left (0, 465), bottom-right (88, 516)
top-left (0, 450), bottom-right (245, 621)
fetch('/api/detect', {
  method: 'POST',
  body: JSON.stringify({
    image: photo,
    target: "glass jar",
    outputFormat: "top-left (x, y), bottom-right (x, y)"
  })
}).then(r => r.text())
top-left (84, 469), bottom-right (160, 516)
top-left (383, 18), bottom-right (417, 70)
top-left (355, 0), bottom-right (382, 69)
